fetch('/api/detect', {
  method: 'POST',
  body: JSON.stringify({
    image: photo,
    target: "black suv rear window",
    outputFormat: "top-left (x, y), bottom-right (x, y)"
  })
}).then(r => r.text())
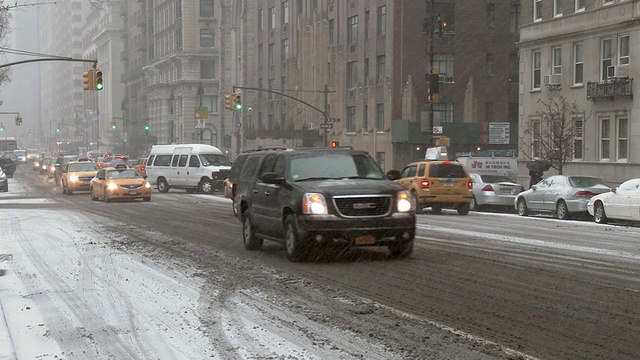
top-left (428, 164), bottom-right (467, 178)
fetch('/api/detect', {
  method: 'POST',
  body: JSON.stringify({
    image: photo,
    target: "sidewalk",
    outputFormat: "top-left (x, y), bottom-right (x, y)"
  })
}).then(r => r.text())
top-left (0, 269), bottom-right (16, 360)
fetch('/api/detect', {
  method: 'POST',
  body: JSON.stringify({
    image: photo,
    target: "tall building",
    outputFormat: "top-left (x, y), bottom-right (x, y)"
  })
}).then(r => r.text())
top-left (243, 0), bottom-right (521, 170)
top-left (519, 0), bottom-right (639, 184)
top-left (38, 0), bottom-right (88, 150)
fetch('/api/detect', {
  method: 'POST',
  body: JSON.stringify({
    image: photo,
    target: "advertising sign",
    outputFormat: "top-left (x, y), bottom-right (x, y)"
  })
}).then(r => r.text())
top-left (489, 122), bottom-right (510, 144)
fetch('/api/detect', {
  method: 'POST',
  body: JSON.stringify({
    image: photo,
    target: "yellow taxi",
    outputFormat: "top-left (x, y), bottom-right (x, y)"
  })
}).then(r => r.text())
top-left (90, 164), bottom-right (152, 202)
top-left (62, 161), bottom-right (99, 194)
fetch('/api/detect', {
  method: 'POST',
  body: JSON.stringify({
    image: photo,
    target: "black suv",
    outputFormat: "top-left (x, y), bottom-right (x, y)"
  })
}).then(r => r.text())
top-left (236, 147), bottom-right (416, 262)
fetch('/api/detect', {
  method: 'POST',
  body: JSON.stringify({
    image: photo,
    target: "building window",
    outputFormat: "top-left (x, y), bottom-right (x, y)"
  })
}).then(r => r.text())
top-left (532, 50), bottom-right (541, 89)
top-left (510, 4), bottom-right (520, 33)
top-left (601, 38), bottom-right (612, 81)
top-left (281, 38), bottom-right (289, 59)
top-left (617, 117), bottom-right (628, 160)
top-left (487, 3), bottom-right (495, 28)
top-left (377, 6), bottom-right (386, 36)
top-left (268, 78), bottom-right (275, 100)
top-left (200, 0), bottom-right (214, 18)
top-left (575, 0), bottom-right (585, 11)
top-left (534, 0), bottom-right (542, 21)
top-left (348, 15), bottom-right (358, 44)
top-left (200, 28), bottom-right (214, 48)
top-left (258, 44), bottom-right (263, 65)
top-left (200, 60), bottom-right (215, 79)
top-left (573, 117), bottom-right (583, 160)
top-left (259, 9), bottom-right (263, 31)
top-left (434, 53), bottom-right (454, 83)
top-left (574, 42), bottom-right (583, 84)
top-left (282, 1), bottom-right (289, 24)
top-left (268, 114), bottom-right (275, 129)
top-left (532, 119), bottom-right (541, 158)
top-left (269, 6), bottom-right (275, 30)
top-left (328, 19), bottom-right (334, 45)
top-left (347, 61), bottom-right (357, 89)
top-left (201, 95), bottom-right (218, 113)
top-left (554, 0), bottom-right (563, 17)
top-left (434, 103), bottom-right (454, 123)
top-left (485, 53), bottom-right (494, 76)
top-left (363, 104), bottom-right (369, 131)
top-left (364, 10), bottom-right (370, 40)
top-left (600, 117), bottom-right (610, 160)
top-left (509, 52), bottom-right (519, 83)
top-left (376, 103), bottom-right (385, 131)
top-left (376, 55), bottom-right (385, 85)
top-left (346, 106), bottom-right (356, 133)
top-left (364, 58), bottom-right (369, 85)
top-left (268, 43), bottom-right (274, 65)
top-left (552, 47), bottom-right (562, 75)
top-left (619, 35), bottom-right (630, 65)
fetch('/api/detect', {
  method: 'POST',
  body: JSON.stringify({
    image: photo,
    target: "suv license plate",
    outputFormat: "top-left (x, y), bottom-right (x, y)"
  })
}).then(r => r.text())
top-left (355, 235), bottom-right (376, 245)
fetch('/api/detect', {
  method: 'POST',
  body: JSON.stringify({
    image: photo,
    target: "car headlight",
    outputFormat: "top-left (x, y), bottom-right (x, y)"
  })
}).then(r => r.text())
top-left (107, 182), bottom-right (119, 190)
top-left (397, 190), bottom-right (414, 213)
top-left (144, 182), bottom-right (151, 188)
top-left (69, 175), bottom-right (79, 182)
top-left (302, 193), bottom-right (328, 214)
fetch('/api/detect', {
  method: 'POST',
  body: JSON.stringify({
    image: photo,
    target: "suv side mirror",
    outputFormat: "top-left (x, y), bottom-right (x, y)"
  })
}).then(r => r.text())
top-left (386, 169), bottom-right (401, 181)
top-left (261, 172), bottom-right (285, 185)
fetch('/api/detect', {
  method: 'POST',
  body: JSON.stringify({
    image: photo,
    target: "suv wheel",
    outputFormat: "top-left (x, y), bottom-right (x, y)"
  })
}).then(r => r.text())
top-left (157, 178), bottom-right (170, 193)
top-left (285, 215), bottom-right (307, 262)
top-left (199, 179), bottom-right (214, 194)
top-left (388, 239), bottom-right (414, 259)
top-left (457, 203), bottom-right (470, 215)
top-left (232, 196), bottom-right (239, 217)
top-left (242, 214), bottom-right (263, 250)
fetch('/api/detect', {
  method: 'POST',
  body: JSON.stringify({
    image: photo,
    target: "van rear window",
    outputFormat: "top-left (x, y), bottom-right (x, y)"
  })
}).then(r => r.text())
top-left (428, 164), bottom-right (467, 178)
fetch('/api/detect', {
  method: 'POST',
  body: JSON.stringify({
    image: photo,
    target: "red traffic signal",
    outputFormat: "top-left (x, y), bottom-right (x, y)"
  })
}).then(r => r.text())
top-left (330, 141), bottom-right (339, 148)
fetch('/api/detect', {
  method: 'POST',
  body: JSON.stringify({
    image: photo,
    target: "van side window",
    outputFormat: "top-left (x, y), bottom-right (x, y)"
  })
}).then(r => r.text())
top-left (146, 156), bottom-right (155, 166)
top-left (178, 155), bottom-right (188, 167)
top-left (189, 155), bottom-right (200, 167)
top-left (154, 155), bottom-right (171, 166)
top-left (171, 155), bottom-right (180, 167)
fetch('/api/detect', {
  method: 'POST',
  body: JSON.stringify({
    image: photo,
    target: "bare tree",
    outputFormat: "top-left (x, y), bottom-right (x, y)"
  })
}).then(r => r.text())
top-left (521, 91), bottom-right (591, 175)
top-left (0, 5), bottom-right (13, 86)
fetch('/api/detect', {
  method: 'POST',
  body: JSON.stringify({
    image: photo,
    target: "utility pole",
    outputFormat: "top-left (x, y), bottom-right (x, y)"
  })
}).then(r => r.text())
top-left (423, 0), bottom-right (439, 146)
top-left (323, 84), bottom-right (329, 148)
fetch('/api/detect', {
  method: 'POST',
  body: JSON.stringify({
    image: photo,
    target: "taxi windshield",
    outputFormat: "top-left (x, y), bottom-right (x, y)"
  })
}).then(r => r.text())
top-left (200, 154), bottom-right (230, 167)
top-left (290, 153), bottom-right (385, 181)
top-left (107, 169), bottom-right (141, 179)
top-left (68, 163), bottom-right (98, 172)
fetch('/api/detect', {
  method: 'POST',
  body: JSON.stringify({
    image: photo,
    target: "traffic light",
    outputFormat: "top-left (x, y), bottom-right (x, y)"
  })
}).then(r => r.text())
top-left (94, 70), bottom-right (103, 90)
top-left (0, 122), bottom-right (4, 131)
top-left (144, 124), bottom-right (149, 131)
top-left (224, 93), bottom-right (233, 110)
top-left (83, 69), bottom-right (94, 90)
top-left (56, 125), bottom-right (60, 132)
top-left (110, 120), bottom-right (117, 130)
top-left (330, 141), bottom-right (339, 148)
top-left (233, 93), bottom-right (242, 110)
top-left (15, 116), bottom-right (22, 126)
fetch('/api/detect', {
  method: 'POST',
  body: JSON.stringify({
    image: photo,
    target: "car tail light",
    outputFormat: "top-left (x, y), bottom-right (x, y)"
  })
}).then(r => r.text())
top-left (468, 181), bottom-right (474, 189)
top-left (575, 190), bottom-right (597, 197)
top-left (140, 166), bottom-right (145, 171)
top-left (442, 161), bottom-right (451, 165)
top-left (481, 184), bottom-right (494, 191)
top-left (420, 179), bottom-right (430, 188)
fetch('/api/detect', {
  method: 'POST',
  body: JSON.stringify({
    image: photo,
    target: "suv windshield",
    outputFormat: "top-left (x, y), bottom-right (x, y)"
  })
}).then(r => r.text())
top-left (69, 163), bottom-right (98, 172)
top-left (428, 163), bottom-right (467, 178)
top-left (291, 153), bottom-right (384, 181)
top-left (200, 154), bottom-right (230, 166)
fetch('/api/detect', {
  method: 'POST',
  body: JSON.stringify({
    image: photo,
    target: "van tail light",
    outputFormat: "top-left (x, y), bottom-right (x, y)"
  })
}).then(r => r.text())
top-left (420, 179), bottom-right (430, 189)
top-left (574, 190), bottom-right (597, 198)
top-left (481, 184), bottom-right (494, 191)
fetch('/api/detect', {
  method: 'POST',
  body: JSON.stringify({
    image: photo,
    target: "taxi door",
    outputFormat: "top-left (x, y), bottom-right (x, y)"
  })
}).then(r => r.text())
top-left (396, 164), bottom-right (418, 192)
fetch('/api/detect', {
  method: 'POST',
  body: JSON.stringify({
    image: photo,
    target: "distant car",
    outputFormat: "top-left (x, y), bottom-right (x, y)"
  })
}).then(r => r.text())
top-left (587, 178), bottom-right (640, 224)
top-left (0, 167), bottom-right (8, 192)
top-left (90, 164), bottom-right (152, 202)
top-left (13, 150), bottom-right (27, 164)
top-left (39, 158), bottom-right (53, 174)
top-left (61, 161), bottom-right (99, 195)
top-left (469, 173), bottom-right (525, 211)
top-left (515, 175), bottom-right (610, 220)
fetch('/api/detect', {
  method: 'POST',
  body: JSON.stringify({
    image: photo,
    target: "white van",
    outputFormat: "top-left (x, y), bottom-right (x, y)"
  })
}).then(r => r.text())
top-left (145, 144), bottom-right (231, 194)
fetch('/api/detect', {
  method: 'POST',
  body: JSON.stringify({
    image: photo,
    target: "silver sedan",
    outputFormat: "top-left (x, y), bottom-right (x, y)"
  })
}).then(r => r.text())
top-left (469, 173), bottom-right (524, 211)
top-left (514, 175), bottom-right (610, 220)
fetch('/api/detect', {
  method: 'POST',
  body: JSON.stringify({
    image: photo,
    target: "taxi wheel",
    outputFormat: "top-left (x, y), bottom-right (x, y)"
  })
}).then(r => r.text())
top-left (143, 197), bottom-right (151, 202)
top-left (457, 203), bottom-right (470, 215)
top-left (103, 189), bottom-right (110, 202)
top-left (157, 178), bottom-right (170, 193)
top-left (199, 179), bottom-right (214, 194)
top-left (67, 187), bottom-right (73, 195)
top-left (62, 183), bottom-right (67, 194)
top-left (91, 188), bottom-right (98, 201)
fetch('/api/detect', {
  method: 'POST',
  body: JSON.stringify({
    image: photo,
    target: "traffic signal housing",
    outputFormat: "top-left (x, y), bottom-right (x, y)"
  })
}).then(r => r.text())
top-left (94, 70), bottom-right (104, 90)
top-left (0, 122), bottom-right (4, 131)
top-left (83, 69), bottom-right (95, 90)
top-left (110, 120), bottom-right (117, 130)
top-left (233, 93), bottom-right (242, 110)
top-left (15, 116), bottom-right (23, 126)
top-left (224, 94), bottom-right (233, 110)
top-left (144, 124), bottom-right (150, 131)
top-left (330, 141), bottom-right (339, 148)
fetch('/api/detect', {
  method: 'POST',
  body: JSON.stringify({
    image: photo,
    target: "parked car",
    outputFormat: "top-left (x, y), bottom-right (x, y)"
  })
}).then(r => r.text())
top-left (0, 156), bottom-right (16, 178)
top-left (587, 178), bottom-right (640, 224)
top-left (469, 173), bottom-right (525, 211)
top-left (514, 175), bottom-right (610, 220)
top-left (237, 147), bottom-right (416, 262)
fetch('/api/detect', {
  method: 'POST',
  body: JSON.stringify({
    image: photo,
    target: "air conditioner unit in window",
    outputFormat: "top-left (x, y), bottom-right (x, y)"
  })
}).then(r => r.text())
top-left (307, 122), bottom-right (317, 130)
top-left (543, 74), bottom-right (561, 86)
top-left (607, 64), bottom-right (629, 79)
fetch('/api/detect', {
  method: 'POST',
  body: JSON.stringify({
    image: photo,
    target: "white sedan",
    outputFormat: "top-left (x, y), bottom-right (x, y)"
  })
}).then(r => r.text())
top-left (587, 178), bottom-right (640, 224)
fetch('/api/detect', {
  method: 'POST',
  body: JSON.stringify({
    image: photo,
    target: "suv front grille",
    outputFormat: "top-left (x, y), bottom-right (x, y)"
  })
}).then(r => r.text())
top-left (332, 195), bottom-right (393, 218)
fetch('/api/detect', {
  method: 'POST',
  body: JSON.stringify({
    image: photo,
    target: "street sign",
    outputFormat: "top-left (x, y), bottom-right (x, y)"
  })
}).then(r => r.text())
top-left (320, 123), bottom-right (333, 129)
top-left (196, 118), bottom-right (206, 129)
top-left (194, 107), bottom-right (209, 119)
top-left (432, 126), bottom-right (443, 134)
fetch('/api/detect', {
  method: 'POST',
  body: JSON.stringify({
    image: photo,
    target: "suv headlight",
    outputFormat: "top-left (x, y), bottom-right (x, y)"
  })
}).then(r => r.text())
top-left (396, 190), bottom-right (414, 213)
top-left (302, 193), bottom-right (328, 214)
top-left (69, 175), bottom-right (79, 182)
